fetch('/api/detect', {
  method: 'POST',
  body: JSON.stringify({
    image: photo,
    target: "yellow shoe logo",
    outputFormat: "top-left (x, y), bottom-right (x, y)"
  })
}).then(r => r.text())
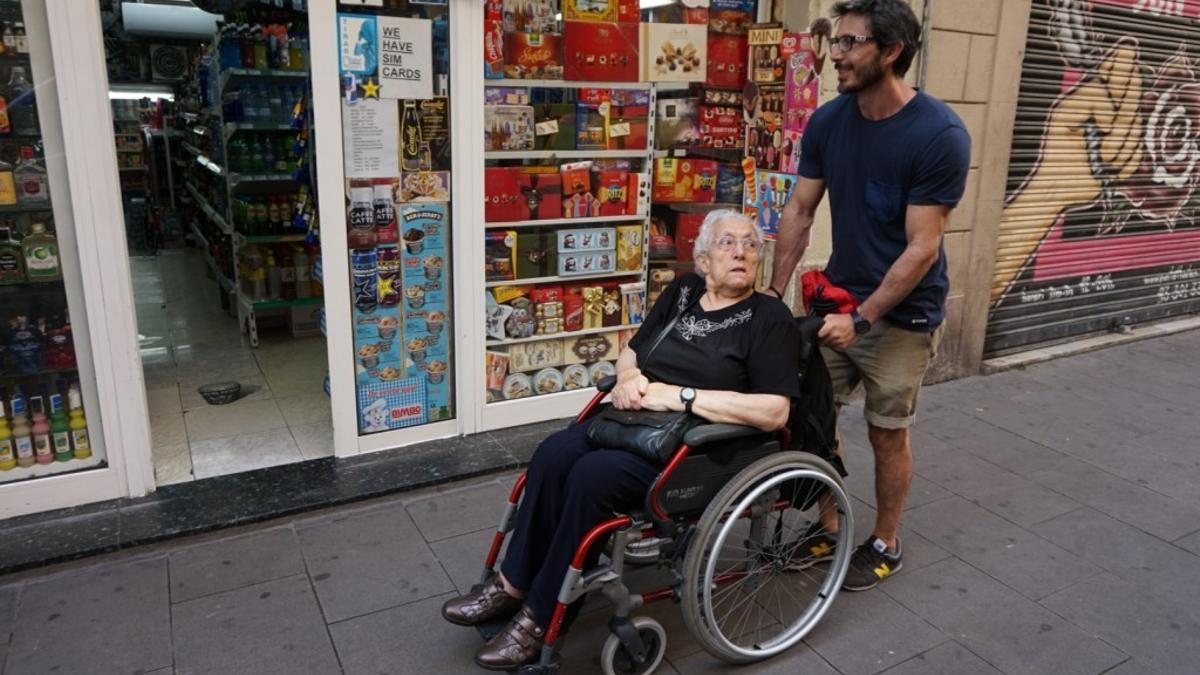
top-left (874, 563), bottom-right (891, 579)
top-left (811, 542), bottom-right (832, 557)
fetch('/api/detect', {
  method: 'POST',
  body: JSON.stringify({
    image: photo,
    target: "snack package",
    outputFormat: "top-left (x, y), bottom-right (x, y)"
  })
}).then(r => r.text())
top-left (709, 0), bottom-right (755, 35)
top-left (564, 0), bottom-right (618, 22)
top-left (502, 0), bottom-right (559, 33)
top-left (648, 216), bottom-right (677, 259)
top-left (699, 103), bottom-right (743, 149)
top-left (627, 172), bottom-right (651, 215)
top-left (485, 230), bottom-right (518, 281)
top-left (652, 157), bottom-right (718, 203)
top-left (642, 23), bottom-right (708, 83)
top-left (534, 103), bottom-right (577, 151)
top-left (504, 32), bottom-right (564, 80)
top-left (654, 97), bottom-right (701, 149)
top-left (596, 170), bottom-right (629, 216)
top-left (485, 0), bottom-right (505, 79)
top-left (748, 25), bottom-right (785, 84)
top-left (676, 213), bottom-right (705, 261)
top-left (620, 282), bottom-right (647, 324)
top-left (706, 33), bottom-right (748, 87)
top-left (484, 105), bottom-right (536, 151)
top-left (563, 21), bottom-right (640, 82)
top-left (616, 224), bottom-right (644, 271)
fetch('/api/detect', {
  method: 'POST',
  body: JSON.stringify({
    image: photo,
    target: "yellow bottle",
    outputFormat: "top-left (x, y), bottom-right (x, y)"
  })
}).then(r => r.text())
top-left (67, 382), bottom-right (91, 459)
top-left (0, 400), bottom-right (15, 470)
top-left (0, 156), bottom-right (17, 206)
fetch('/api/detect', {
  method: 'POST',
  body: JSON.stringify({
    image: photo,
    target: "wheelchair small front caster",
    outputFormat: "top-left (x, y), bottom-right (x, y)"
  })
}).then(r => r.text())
top-left (600, 616), bottom-right (667, 675)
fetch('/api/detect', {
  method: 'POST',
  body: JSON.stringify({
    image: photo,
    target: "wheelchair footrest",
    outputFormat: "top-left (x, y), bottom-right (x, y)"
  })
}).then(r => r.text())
top-left (514, 655), bottom-right (561, 674)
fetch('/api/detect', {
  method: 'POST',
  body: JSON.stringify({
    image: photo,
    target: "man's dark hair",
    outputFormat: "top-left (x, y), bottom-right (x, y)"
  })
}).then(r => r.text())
top-left (832, 0), bottom-right (922, 77)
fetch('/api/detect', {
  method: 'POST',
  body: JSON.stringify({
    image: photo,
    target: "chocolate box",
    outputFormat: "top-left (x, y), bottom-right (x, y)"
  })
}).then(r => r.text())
top-left (516, 232), bottom-right (558, 279)
top-left (485, 0), bottom-right (505, 79)
top-left (557, 227), bottom-right (616, 252)
top-left (606, 90), bottom-right (650, 150)
top-left (627, 172), bottom-right (650, 215)
top-left (564, 0), bottom-right (618, 22)
top-left (675, 212), bottom-right (704, 261)
top-left (699, 104), bottom-right (743, 149)
top-left (485, 230), bottom-right (518, 281)
top-left (561, 165), bottom-right (602, 217)
top-left (503, 32), bottom-right (564, 80)
top-left (524, 170), bottom-right (563, 220)
top-left (534, 103), bottom-right (577, 151)
top-left (484, 105), bottom-right (535, 151)
top-left (652, 157), bottom-right (718, 203)
top-left (641, 23), bottom-right (708, 83)
top-left (502, 0), bottom-right (559, 33)
top-left (563, 21), bottom-right (640, 82)
top-left (655, 97), bottom-right (701, 149)
top-left (709, 0), bottom-right (755, 35)
top-left (706, 33), bottom-right (748, 88)
top-left (484, 168), bottom-right (562, 222)
top-left (559, 250), bottom-right (617, 276)
top-left (616, 224), bottom-right (644, 271)
top-left (575, 100), bottom-right (608, 150)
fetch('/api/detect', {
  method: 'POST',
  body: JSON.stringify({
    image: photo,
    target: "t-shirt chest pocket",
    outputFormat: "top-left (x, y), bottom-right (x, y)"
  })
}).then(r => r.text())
top-left (865, 179), bottom-right (903, 223)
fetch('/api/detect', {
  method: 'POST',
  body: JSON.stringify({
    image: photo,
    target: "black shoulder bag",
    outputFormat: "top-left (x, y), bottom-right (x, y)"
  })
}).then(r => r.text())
top-left (585, 289), bottom-right (702, 465)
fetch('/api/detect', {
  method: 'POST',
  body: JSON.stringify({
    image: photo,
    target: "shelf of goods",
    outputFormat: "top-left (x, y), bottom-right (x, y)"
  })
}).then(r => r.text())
top-left (480, 79), bottom-right (661, 425)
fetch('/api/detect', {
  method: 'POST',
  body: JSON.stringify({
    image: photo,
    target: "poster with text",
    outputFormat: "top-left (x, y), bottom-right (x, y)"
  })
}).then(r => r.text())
top-left (339, 14), bottom-right (433, 101)
top-left (342, 99), bottom-right (400, 178)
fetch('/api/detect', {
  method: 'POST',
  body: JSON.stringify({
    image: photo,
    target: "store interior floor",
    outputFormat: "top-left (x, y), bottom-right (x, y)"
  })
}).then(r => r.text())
top-left (133, 248), bottom-right (332, 486)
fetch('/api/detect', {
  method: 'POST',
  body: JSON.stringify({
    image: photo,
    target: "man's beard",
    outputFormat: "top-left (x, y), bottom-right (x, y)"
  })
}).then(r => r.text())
top-left (836, 54), bottom-right (886, 94)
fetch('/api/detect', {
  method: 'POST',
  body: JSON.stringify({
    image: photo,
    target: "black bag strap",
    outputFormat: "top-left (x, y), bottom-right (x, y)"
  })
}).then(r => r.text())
top-left (643, 281), bottom-right (702, 363)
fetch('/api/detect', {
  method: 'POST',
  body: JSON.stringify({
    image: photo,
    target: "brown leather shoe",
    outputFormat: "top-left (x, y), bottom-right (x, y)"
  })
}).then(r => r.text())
top-left (441, 575), bottom-right (523, 627)
top-left (474, 605), bottom-right (545, 671)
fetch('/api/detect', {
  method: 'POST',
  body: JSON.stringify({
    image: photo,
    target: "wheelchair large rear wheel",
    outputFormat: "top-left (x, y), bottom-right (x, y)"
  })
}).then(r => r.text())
top-left (680, 451), bottom-right (853, 663)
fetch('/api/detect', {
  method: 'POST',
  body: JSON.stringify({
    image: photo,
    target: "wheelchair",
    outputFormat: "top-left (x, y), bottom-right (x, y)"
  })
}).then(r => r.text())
top-left (471, 375), bottom-right (854, 674)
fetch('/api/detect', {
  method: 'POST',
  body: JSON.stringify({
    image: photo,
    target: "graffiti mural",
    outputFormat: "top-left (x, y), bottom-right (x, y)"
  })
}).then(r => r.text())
top-left (987, 0), bottom-right (1200, 354)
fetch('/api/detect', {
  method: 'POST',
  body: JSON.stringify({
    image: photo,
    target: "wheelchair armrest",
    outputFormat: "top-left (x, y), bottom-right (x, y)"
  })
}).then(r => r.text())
top-left (683, 423), bottom-right (768, 448)
top-left (594, 375), bottom-right (616, 393)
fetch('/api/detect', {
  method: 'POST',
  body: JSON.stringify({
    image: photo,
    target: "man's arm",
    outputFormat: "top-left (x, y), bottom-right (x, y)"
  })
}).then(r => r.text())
top-left (769, 176), bottom-right (826, 295)
top-left (818, 203), bottom-right (950, 348)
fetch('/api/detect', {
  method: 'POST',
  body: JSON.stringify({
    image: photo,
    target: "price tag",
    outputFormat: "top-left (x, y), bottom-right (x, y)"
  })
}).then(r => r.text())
top-left (535, 120), bottom-right (560, 136)
top-left (608, 122), bottom-right (631, 138)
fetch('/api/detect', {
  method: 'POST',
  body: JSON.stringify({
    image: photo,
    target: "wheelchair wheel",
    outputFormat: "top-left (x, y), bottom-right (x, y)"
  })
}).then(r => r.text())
top-left (680, 451), bottom-right (853, 664)
top-left (600, 616), bottom-right (667, 675)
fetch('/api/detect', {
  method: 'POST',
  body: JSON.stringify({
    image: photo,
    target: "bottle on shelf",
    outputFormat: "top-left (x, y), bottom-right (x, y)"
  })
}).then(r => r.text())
top-left (0, 225), bottom-right (24, 283)
top-left (400, 100), bottom-right (423, 172)
top-left (266, 249), bottom-right (281, 299)
top-left (294, 245), bottom-right (311, 299)
top-left (30, 393), bottom-right (50, 465)
top-left (6, 66), bottom-right (36, 135)
top-left (243, 244), bottom-right (267, 301)
top-left (219, 23), bottom-right (242, 69)
top-left (241, 23), bottom-right (257, 69)
top-left (67, 381), bottom-right (90, 460)
top-left (0, 399), bottom-right (14, 471)
top-left (0, 154), bottom-right (17, 206)
top-left (279, 245), bottom-right (296, 300)
top-left (0, 94), bottom-right (10, 136)
top-left (11, 389), bottom-right (32, 468)
top-left (1, 23), bottom-right (14, 54)
top-left (22, 222), bottom-right (60, 281)
top-left (49, 389), bottom-right (70, 461)
top-left (14, 22), bottom-right (26, 54)
top-left (347, 182), bottom-right (376, 250)
top-left (8, 316), bottom-right (41, 375)
top-left (252, 25), bottom-right (268, 70)
top-left (14, 145), bottom-right (49, 204)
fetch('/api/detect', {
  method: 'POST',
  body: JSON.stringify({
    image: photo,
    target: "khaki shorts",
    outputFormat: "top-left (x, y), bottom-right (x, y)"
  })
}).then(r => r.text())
top-left (821, 321), bottom-right (942, 429)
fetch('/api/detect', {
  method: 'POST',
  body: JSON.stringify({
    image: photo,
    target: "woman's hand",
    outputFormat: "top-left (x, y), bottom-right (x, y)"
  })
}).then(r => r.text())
top-left (639, 383), bottom-right (681, 412)
top-left (611, 369), bottom-right (649, 410)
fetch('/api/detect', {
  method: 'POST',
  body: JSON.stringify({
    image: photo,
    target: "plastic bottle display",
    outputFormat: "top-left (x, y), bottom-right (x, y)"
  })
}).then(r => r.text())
top-left (293, 245), bottom-right (311, 299)
top-left (21, 222), bottom-right (60, 281)
top-left (0, 399), bottom-right (14, 470)
top-left (30, 394), bottom-right (50, 464)
top-left (49, 392), bottom-right (69, 462)
top-left (11, 391), bottom-right (32, 468)
top-left (0, 154), bottom-right (17, 206)
top-left (67, 381), bottom-right (90, 460)
top-left (8, 316), bottom-right (41, 375)
top-left (6, 66), bottom-right (36, 136)
top-left (13, 145), bottom-right (48, 204)
top-left (347, 184), bottom-right (376, 250)
top-left (0, 225), bottom-right (24, 283)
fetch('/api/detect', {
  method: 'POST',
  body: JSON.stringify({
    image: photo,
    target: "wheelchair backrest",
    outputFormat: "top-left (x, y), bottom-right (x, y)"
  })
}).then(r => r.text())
top-left (653, 434), bottom-right (780, 519)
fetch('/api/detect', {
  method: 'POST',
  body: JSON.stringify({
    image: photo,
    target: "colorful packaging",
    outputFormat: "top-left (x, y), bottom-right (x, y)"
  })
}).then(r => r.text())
top-left (620, 282), bottom-right (647, 324)
top-left (508, 337), bottom-right (566, 372)
top-left (377, 246), bottom-right (402, 306)
top-left (627, 172), bottom-right (650, 215)
top-left (399, 171), bottom-right (451, 203)
top-left (750, 171), bottom-right (797, 240)
top-left (716, 163), bottom-right (744, 204)
top-left (564, 0), bottom-right (618, 22)
top-left (596, 170), bottom-right (629, 215)
top-left (652, 157), bottom-right (718, 203)
top-left (616, 224), bottom-right (644, 271)
top-left (373, 179), bottom-right (398, 245)
top-left (699, 103), bottom-right (743, 149)
top-left (783, 35), bottom-right (820, 135)
top-left (575, 98), bottom-right (608, 150)
top-left (706, 33), bottom-right (748, 87)
top-left (352, 249), bottom-right (379, 313)
top-left (485, 0), bottom-right (505, 79)
top-left (558, 227), bottom-right (616, 252)
top-left (502, 0), bottom-right (559, 33)
top-left (675, 213), bottom-right (705, 261)
top-left (748, 26), bottom-right (785, 84)
top-left (563, 330), bottom-right (618, 364)
top-left (534, 103), bottom-right (577, 151)
top-left (641, 23), bottom-right (708, 83)
top-left (523, 169), bottom-right (563, 220)
top-left (503, 32), bottom-right (564, 80)
top-left (563, 286), bottom-right (585, 332)
top-left (561, 164), bottom-right (601, 217)
top-left (563, 21), bottom-right (640, 82)
top-left (559, 251), bottom-right (617, 276)
top-left (417, 98), bottom-right (451, 171)
top-left (484, 105), bottom-right (536, 151)
top-left (744, 86), bottom-right (786, 172)
top-left (516, 232), bottom-right (558, 279)
top-left (485, 230), bottom-right (518, 281)
top-left (358, 377), bottom-right (428, 433)
top-left (654, 97), bottom-right (701, 149)
top-left (709, 1), bottom-right (755, 35)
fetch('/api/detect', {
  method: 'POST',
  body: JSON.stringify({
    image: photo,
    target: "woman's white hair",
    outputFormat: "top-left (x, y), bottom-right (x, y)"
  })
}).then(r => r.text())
top-left (692, 208), bottom-right (764, 257)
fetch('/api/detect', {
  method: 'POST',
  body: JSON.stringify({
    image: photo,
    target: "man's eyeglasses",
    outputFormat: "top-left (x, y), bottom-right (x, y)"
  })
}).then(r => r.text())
top-left (714, 235), bottom-right (762, 253)
top-left (830, 34), bottom-right (876, 53)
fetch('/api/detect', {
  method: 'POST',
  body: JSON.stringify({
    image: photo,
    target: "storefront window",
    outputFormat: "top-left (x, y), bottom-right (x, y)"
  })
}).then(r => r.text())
top-left (337, 2), bottom-right (453, 434)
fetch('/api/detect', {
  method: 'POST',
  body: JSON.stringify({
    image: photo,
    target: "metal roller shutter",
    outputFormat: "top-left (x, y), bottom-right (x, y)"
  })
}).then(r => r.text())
top-left (986, 0), bottom-right (1200, 356)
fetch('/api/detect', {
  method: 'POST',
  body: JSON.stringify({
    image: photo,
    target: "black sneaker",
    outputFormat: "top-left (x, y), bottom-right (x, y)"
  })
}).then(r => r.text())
top-left (787, 521), bottom-right (838, 571)
top-left (842, 536), bottom-right (902, 591)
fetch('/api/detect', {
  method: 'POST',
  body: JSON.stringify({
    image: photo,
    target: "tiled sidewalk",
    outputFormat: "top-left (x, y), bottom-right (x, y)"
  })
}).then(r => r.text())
top-left (2, 330), bottom-right (1199, 674)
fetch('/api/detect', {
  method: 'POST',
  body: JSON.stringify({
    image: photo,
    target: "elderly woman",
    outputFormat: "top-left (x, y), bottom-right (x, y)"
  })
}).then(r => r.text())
top-left (443, 209), bottom-right (801, 671)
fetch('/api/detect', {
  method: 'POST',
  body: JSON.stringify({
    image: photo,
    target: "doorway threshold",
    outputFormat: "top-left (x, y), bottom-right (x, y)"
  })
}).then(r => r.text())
top-left (0, 419), bottom-right (567, 576)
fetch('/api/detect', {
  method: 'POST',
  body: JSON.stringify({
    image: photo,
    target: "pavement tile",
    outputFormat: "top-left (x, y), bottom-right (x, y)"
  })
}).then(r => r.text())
top-left (430, 528), bottom-right (505, 595)
top-left (1175, 529), bottom-right (1200, 556)
top-left (406, 482), bottom-right (510, 542)
top-left (297, 501), bottom-right (455, 622)
top-left (839, 443), bottom-right (954, 512)
top-left (1041, 573), bottom-right (1199, 675)
top-left (915, 452), bottom-right (1080, 527)
top-left (847, 497), bottom-right (954, 573)
top-left (0, 582), bottom-right (17, 643)
top-left (882, 558), bottom-right (1126, 675)
top-left (1030, 507), bottom-right (1200, 593)
top-left (169, 527), bottom-right (306, 603)
top-left (329, 592), bottom-right (483, 675)
top-left (557, 597), bottom-right (703, 665)
top-left (904, 497), bottom-right (1097, 599)
top-left (172, 574), bottom-right (339, 675)
top-left (1027, 461), bottom-right (1200, 541)
top-left (802, 586), bottom-right (945, 675)
top-left (669, 644), bottom-right (837, 674)
top-left (878, 641), bottom-right (1003, 675)
top-left (6, 558), bottom-right (172, 675)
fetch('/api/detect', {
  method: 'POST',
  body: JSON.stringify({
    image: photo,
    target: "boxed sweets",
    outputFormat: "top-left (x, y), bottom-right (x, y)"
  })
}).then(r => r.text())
top-left (519, 168), bottom-right (563, 220)
top-left (563, 20), bottom-right (640, 82)
top-left (575, 99), bottom-right (608, 151)
top-left (606, 89), bottom-right (651, 150)
top-left (627, 172), bottom-right (651, 215)
top-left (564, 0), bottom-right (618, 22)
top-left (484, 105), bottom-right (535, 151)
top-left (485, 230), bottom-right (518, 281)
top-left (706, 33), bottom-right (748, 88)
top-left (485, 87), bottom-right (531, 105)
top-left (502, 0), bottom-right (559, 33)
top-left (559, 250), bottom-right (617, 276)
top-left (748, 25), bottom-right (786, 84)
top-left (561, 163), bottom-right (602, 217)
top-left (558, 227), bottom-right (616, 252)
top-left (648, 216), bottom-right (676, 259)
top-left (699, 103), bottom-right (743, 149)
top-left (595, 170), bottom-right (629, 216)
top-left (620, 282), bottom-right (647, 325)
top-left (641, 23), bottom-right (708, 83)
top-left (709, 0), bottom-right (755, 34)
top-left (504, 32), bottom-right (565, 80)
top-left (484, 168), bottom-right (562, 221)
top-left (716, 163), bottom-right (744, 204)
top-left (675, 212), bottom-right (705, 261)
top-left (485, 0), bottom-right (505, 79)
top-left (616, 224), bottom-right (644, 271)
top-left (654, 97), bottom-right (701, 149)
top-left (516, 232), bottom-right (558, 280)
top-left (534, 103), bottom-right (577, 151)
top-left (744, 86), bottom-right (786, 172)
top-left (652, 157), bottom-right (718, 203)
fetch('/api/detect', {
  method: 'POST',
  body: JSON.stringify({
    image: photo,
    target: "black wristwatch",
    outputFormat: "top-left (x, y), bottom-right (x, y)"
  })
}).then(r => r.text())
top-left (850, 309), bottom-right (871, 336)
top-left (679, 387), bottom-right (697, 414)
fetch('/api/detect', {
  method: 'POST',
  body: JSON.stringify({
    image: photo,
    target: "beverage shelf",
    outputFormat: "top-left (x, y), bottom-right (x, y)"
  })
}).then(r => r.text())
top-left (486, 79), bottom-right (653, 91)
top-left (185, 182), bottom-right (232, 235)
top-left (224, 122), bottom-right (296, 133)
top-left (0, 278), bottom-right (64, 293)
top-left (237, 290), bottom-right (324, 311)
top-left (0, 455), bottom-right (105, 486)
top-left (228, 172), bottom-right (295, 187)
top-left (486, 323), bottom-right (641, 347)
top-left (219, 67), bottom-right (308, 92)
top-left (485, 269), bottom-right (644, 288)
top-left (235, 231), bottom-right (308, 245)
top-left (485, 214), bottom-right (646, 229)
top-left (0, 203), bottom-right (51, 213)
top-left (484, 150), bottom-right (648, 160)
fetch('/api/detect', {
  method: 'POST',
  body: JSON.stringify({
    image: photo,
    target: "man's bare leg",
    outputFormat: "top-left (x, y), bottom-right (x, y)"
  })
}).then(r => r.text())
top-left (867, 424), bottom-right (911, 550)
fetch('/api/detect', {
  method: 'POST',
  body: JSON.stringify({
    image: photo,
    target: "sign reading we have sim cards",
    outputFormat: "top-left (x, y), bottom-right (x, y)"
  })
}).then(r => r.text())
top-left (339, 13), bottom-right (433, 100)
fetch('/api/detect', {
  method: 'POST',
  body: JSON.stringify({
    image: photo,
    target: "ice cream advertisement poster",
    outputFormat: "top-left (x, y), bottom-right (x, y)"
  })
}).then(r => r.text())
top-left (747, 171), bottom-right (796, 240)
top-left (357, 378), bottom-right (428, 433)
top-left (783, 34), bottom-right (819, 135)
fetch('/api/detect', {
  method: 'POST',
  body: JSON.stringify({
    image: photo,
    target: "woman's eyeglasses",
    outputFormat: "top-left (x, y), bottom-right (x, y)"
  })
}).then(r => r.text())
top-left (830, 34), bottom-right (875, 53)
top-left (713, 235), bottom-right (762, 253)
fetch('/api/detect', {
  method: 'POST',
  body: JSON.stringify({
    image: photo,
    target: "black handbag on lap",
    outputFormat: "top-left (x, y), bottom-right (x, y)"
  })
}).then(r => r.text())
top-left (586, 288), bottom-right (701, 464)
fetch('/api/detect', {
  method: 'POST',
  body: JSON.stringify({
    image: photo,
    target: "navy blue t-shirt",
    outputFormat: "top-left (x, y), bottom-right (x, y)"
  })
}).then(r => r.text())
top-left (798, 91), bottom-right (970, 330)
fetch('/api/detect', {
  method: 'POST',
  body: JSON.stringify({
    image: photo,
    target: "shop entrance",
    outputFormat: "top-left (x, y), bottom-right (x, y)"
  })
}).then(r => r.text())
top-left (101, 0), bottom-right (331, 485)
